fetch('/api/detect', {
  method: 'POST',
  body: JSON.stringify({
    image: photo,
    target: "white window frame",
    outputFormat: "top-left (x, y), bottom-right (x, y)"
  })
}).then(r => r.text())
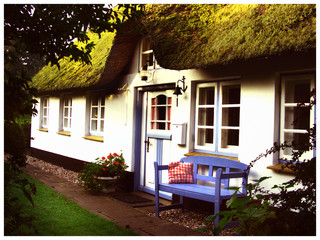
top-left (41, 96), bottom-right (49, 129)
top-left (89, 95), bottom-right (105, 137)
top-left (280, 73), bottom-right (315, 160)
top-left (140, 37), bottom-right (159, 71)
top-left (195, 82), bottom-right (217, 150)
top-left (150, 94), bottom-right (172, 132)
top-left (218, 82), bottom-right (241, 153)
top-left (195, 81), bottom-right (241, 155)
top-left (61, 95), bottom-right (72, 132)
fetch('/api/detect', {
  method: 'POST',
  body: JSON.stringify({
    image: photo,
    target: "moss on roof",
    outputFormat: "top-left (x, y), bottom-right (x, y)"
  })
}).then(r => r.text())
top-left (143, 4), bottom-right (316, 69)
top-left (32, 4), bottom-right (316, 92)
top-left (31, 31), bottom-right (116, 91)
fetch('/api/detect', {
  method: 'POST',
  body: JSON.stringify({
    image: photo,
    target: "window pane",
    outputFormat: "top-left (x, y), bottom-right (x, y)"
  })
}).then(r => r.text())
top-left (100, 97), bottom-right (105, 106)
top-left (197, 128), bottom-right (214, 145)
top-left (64, 118), bottom-right (68, 128)
top-left (43, 118), bottom-right (47, 126)
top-left (285, 107), bottom-right (310, 130)
top-left (151, 107), bottom-right (155, 120)
top-left (222, 85), bottom-right (240, 104)
top-left (222, 107), bottom-right (240, 127)
top-left (157, 122), bottom-right (165, 130)
top-left (157, 95), bottom-right (166, 105)
top-left (100, 107), bottom-right (105, 119)
top-left (157, 106), bottom-right (166, 120)
top-left (43, 98), bottom-right (48, 107)
top-left (91, 107), bottom-right (98, 118)
top-left (221, 129), bottom-right (239, 148)
top-left (284, 132), bottom-right (309, 155)
top-left (43, 108), bottom-right (47, 116)
top-left (91, 120), bottom-right (97, 131)
top-left (285, 80), bottom-right (310, 103)
top-left (91, 96), bottom-right (98, 106)
top-left (100, 120), bottom-right (104, 132)
top-left (198, 108), bottom-right (214, 126)
top-left (64, 97), bottom-right (71, 106)
top-left (199, 87), bottom-right (215, 105)
top-left (64, 108), bottom-right (69, 117)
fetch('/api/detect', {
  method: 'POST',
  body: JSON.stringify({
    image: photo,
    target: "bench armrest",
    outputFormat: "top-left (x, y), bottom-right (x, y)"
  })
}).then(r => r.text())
top-left (216, 168), bottom-right (249, 195)
top-left (154, 162), bottom-right (169, 187)
top-left (220, 172), bottom-right (247, 179)
top-left (154, 162), bottom-right (169, 171)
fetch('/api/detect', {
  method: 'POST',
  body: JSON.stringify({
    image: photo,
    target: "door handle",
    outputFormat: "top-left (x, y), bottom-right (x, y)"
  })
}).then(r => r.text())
top-left (144, 137), bottom-right (150, 152)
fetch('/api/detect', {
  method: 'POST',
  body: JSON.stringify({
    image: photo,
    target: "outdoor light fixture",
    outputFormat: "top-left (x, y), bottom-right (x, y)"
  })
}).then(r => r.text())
top-left (173, 76), bottom-right (187, 106)
top-left (140, 64), bottom-right (148, 81)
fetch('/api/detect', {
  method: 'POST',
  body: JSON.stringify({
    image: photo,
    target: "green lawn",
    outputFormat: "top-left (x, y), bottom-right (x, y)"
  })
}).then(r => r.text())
top-left (7, 173), bottom-right (139, 236)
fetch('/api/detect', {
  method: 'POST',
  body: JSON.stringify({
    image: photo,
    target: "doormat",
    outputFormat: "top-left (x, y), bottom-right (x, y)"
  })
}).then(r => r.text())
top-left (109, 192), bottom-right (153, 204)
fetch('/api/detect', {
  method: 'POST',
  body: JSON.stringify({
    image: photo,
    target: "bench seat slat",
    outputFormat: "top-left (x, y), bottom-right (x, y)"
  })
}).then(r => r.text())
top-left (159, 183), bottom-right (241, 202)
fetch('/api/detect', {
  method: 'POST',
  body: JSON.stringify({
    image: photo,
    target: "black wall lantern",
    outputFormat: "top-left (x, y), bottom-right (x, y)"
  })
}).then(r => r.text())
top-left (173, 76), bottom-right (187, 106)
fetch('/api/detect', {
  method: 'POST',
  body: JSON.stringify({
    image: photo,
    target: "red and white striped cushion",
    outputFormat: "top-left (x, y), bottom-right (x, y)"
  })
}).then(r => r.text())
top-left (168, 162), bottom-right (194, 184)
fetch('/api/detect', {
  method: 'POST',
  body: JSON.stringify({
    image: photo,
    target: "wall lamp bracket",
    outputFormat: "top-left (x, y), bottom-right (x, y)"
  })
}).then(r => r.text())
top-left (173, 76), bottom-right (187, 106)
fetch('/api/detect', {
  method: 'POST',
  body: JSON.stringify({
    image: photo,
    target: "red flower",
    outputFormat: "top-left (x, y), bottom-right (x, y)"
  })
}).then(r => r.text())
top-left (107, 153), bottom-right (112, 159)
top-left (82, 173), bottom-right (85, 175)
top-left (114, 162), bottom-right (119, 165)
top-left (121, 162), bottom-right (124, 165)
top-left (101, 156), bottom-right (106, 160)
top-left (104, 164), bottom-right (107, 167)
top-left (102, 168), bottom-right (106, 171)
top-left (113, 153), bottom-right (119, 157)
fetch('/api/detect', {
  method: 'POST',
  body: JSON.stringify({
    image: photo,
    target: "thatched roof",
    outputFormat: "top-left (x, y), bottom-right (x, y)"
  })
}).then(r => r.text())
top-left (31, 26), bottom-right (139, 93)
top-left (32, 4), bottom-right (316, 92)
top-left (142, 4), bottom-right (316, 70)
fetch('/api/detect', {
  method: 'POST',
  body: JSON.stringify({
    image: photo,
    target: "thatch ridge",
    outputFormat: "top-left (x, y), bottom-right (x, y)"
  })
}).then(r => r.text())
top-left (142, 4), bottom-right (316, 70)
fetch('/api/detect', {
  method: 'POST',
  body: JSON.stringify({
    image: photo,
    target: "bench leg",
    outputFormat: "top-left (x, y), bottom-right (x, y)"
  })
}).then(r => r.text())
top-left (179, 196), bottom-right (184, 213)
top-left (214, 200), bottom-right (220, 227)
top-left (155, 189), bottom-right (160, 217)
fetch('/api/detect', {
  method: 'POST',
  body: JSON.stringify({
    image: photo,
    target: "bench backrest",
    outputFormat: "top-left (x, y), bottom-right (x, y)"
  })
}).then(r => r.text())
top-left (180, 156), bottom-right (248, 188)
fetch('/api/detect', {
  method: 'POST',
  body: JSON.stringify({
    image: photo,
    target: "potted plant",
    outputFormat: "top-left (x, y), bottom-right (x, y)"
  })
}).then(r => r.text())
top-left (78, 153), bottom-right (128, 193)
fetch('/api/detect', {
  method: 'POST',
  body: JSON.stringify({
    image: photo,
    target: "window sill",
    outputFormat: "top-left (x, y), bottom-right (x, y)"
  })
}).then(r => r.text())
top-left (38, 128), bottom-right (48, 132)
top-left (267, 163), bottom-right (294, 174)
top-left (83, 135), bottom-right (104, 142)
top-left (57, 131), bottom-right (71, 136)
top-left (184, 152), bottom-right (239, 161)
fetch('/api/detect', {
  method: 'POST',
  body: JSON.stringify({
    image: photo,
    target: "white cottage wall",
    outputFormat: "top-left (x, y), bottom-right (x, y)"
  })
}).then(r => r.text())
top-left (30, 93), bottom-right (136, 171)
top-left (238, 74), bottom-right (293, 189)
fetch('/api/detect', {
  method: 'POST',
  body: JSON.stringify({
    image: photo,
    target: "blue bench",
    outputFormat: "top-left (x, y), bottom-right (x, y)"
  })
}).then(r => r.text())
top-left (154, 156), bottom-right (249, 226)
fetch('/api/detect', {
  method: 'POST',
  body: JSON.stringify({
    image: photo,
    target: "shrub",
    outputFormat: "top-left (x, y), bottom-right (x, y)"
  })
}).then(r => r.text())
top-left (78, 153), bottom-right (128, 193)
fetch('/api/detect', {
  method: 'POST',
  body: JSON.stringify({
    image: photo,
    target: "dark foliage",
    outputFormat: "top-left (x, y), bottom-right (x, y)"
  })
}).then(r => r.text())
top-left (4, 4), bottom-right (144, 68)
top-left (3, 4), bottom-right (143, 235)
